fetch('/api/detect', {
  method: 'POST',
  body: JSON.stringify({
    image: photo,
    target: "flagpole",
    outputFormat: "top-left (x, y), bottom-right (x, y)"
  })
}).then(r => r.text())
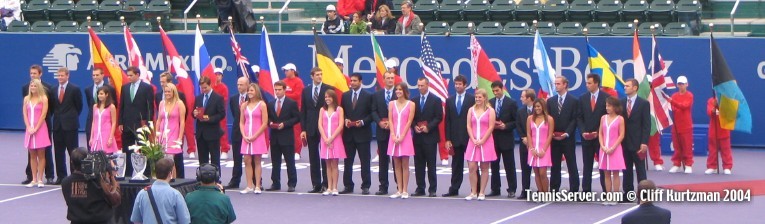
top-left (709, 23), bottom-right (722, 174)
top-left (311, 17), bottom-right (317, 32)
top-left (532, 20), bottom-right (538, 33)
top-left (196, 14), bottom-right (201, 28)
top-left (228, 16), bottom-right (234, 34)
top-left (87, 16), bottom-right (91, 28)
top-left (121, 16), bottom-right (126, 29)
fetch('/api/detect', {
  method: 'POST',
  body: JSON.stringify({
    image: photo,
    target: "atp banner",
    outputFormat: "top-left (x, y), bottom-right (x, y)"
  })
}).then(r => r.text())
top-left (1, 33), bottom-right (763, 146)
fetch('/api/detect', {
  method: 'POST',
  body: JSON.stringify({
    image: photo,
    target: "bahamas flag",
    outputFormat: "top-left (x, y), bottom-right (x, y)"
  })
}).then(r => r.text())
top-left (313, 30), bottom-right (349, 92)
top-left (587, 43), bottom-right (625, 97)
top-left (711, 35), bottom-right (752, 133)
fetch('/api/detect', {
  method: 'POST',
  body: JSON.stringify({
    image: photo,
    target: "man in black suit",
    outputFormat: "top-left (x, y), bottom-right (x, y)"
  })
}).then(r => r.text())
top-left (21, 65), bottom-right (55, 185)
top-left (225, 77), bottom-right (250, 189)
top-left (621, 78), bottom-right (651, 198)
top-left (371, 71), bottom-right (397, 195)
top-left (488, 81), bottom-right (518, 198)
top-left (153, 72), bottom-right (187, 178)
top-left (515, 89), bottom-right (535, 199)
top-left (267, 81), bottom-right (300, 192)
top-left (621, 180), bottom-right (671, 224)
top-left (412, 78), bottom-right (443, 197)
top-left (119, 66), bottom-right (155, 177)
top-left (300, 67), bottom-right (333, 193)
top-left (193, 76), bottom-right (226, 177)
top-left (442, 75), bottom-right (474, 197)
top-left (577, 74), bottom-right (609, 193)
top-left (84, 68), bottom-right (116, 152)
top-left (339, 74), bottom-right (374, 195)
top-left (51, 67), bottom-right (83, 183)
top-left (547, 76), bottom-right (580, 192)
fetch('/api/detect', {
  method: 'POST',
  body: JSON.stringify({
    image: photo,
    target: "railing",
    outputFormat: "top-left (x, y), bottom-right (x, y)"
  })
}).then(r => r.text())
top-left (183, 0), bottom-right (200, 32)
top-left (730, 0), bottom-right (740, 36)
top-left (279, 0), bottom-right (292, 33)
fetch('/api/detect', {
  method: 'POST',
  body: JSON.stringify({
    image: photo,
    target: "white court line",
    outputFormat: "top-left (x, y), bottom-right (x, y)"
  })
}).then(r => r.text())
top-left (489, 202), bottom-right (552, 224)
top-left (0, 188), bottom-right (60, 203)
top-left (592, 205), bottom-right (640, 224)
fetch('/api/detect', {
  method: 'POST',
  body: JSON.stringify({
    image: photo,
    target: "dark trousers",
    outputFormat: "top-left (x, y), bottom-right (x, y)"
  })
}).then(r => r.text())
top-left (343, 140), bottom-right (371, 189)
top-left (172, 153), bottom-right (185, 178)
top-left (270, 143), bottom-right (297, 187)
top-left (623, 149), bottom-right (648, 194)
top-left (196, 137), bottom-right (221, 178)
top-left (307, 134), bottom-right (328, 189)
top-left (414, 142), bottom-right (437, 193)
top-left (53, 130), bottom-right (78, 178)
top-left (447, 145), bottom-right (466, 193)
top-left (229, 137), bottom-right (243, 184)
top-left (491, 144), bottom-right (517, 194)
top-left (550, 139), bottom-right (580, 192)
top-left (122, 131), bottom-right (136, 177)
top-left (582, 140), bottom-right (606, 192)
top-left (518, 143), bottom-right (532, 195)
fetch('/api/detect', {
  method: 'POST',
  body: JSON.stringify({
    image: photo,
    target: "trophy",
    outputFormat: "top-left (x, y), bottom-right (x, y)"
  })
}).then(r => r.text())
top-left (115, 153), bottom-right (127, 181)
top-left (130, 153), bottom-right (149, 183)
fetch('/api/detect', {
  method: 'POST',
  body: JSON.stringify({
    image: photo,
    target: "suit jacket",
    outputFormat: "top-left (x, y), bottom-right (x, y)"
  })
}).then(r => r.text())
top-left (516, 105), bottom-right (532, 140)
top-left (22, 81), bottom-right (56, 118)
top-left (119, 82), bottom-right (155, 132)
top-left (621, 203), bottom-right (671, 224)
top-left (577, 90), bottom-right (609, 142)
top-left (371, 88), bottom-right (397, 141)
top-left (194, 91), bottom-right (226, 141)
top-left (341, 89), bottom-right (373, 142)
top-left (229, 93), bottom-right (247, 143)
top-left (52, 83), bottom-right (83, 131)
top-left (301, 83), bottom-right (334, 137)
top-left (268, 97), bottom-right (301, 146)
top-left (411, 93), bottom-right (443, 144)
top-left (445, 93), bottom-right (475, 147)
top-left (547, 93), bottom-right (579, 139)
top-left (491, 96), bottom-right (518, 150)
top-left (85, 83), bottom-right (116, 135)
top-left (621, 96), bottom-right (651, 152)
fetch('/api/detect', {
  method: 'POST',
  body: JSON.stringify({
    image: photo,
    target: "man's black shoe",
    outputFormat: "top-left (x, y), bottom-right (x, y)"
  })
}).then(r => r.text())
top-left (339, 188), bottom-right (354, 194)
top-left (374, 189), bottom-right (388, 195)
top-left (46, 178), bottom-right (55, 185)
top-left (265, 186), bottom-right (281, 191)
top-left (428, 192), bottom-right (437, 197)
top-left (441, 191), bottom-right (458, 197)
top-left (21, 179), bottom-right (32, 185)
top-left (508, 192), bottom-right (516, 198)
top-left (53, 178), bottom-right (63, 185)
top-left (287, 187), bottom-right (296, 192)
top-left (225, 182), bottom-right (240, 190)
top-left (516, 193), bottom-right (527, 200)
top-left (361, 188), bottom-right (370, 195)
top-left (412, 191), bottom-right (426, 197)
top-left (308, 187), bottom-right (322, 193)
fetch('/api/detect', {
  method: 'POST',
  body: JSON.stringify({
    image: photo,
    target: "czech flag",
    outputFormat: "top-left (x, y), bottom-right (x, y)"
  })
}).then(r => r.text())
top-left (258, 25), bottom-right (278, 96)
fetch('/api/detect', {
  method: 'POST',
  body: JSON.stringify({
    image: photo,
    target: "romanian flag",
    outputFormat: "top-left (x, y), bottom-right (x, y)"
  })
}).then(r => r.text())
top-left (711, 35), bottom-right (752, 133)
top-left (313, 31), bottom-right (349, 93)
top-left (89, 27), bottom-right (127, 100)
top-left (470, 35), bottom-right (507, 96)
top-left (587, 43), bottom-right (625, 97)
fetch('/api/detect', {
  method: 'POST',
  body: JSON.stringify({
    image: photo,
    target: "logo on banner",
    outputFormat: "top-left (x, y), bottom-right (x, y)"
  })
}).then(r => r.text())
top-left (43, 44), bottom-right (82, 73)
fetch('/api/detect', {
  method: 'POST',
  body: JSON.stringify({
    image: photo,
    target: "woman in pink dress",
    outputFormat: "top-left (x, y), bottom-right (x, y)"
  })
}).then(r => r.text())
top-left (239, 84), bottom-right (268, 194)
top-left (599, 97), bottom-right (626, 205)
top-left (89, 87), bottom-right (118, 154)
top-left (319, 89), bottom-right (345, 196)
top-left (465, 89), bottom-right (498, 201)
top-left (156, 83), bottom-right (186, 179)
top-left (388, 83), bottom-right (414, 199)
top-left (23, 79), bottom-right (50, 188)
top-left (526, 98), bottom-right (553, 193)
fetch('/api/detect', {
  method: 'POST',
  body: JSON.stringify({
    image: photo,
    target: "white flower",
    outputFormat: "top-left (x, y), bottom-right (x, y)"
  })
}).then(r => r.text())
top-left (148, 121), bottom-right (154, 130)
top-left (138, 140), bottom-right (149, 146)
top-left (128, 145), bottom-right (142, 152)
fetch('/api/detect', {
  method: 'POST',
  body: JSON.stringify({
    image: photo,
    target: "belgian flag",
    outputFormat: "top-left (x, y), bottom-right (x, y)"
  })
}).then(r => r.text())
top-left (711, 35), bottom-right (751, 133)
top-left (313, 30), bottom-right (349, 93)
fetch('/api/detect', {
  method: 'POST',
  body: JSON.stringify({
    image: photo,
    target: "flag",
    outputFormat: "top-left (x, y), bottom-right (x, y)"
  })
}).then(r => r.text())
top-left (159, 25), bottom-right (195, 113)
top-left (644, 35), bottom-right (674, 134)
top-left (632, 31), bottom-right (647, 82)
top-left (470, 35), bottom-right (507, 96)
top-left (313, 30), bottom-right (350, 92)
top-left (587, 43), bottom-right (625, 97)
top-left (371, 33), bottom-right (390, 88)
top-left (532, 30), bottom-right (556, 99)
top-left (193, 23), bottom-right (216, 95)
top-left (711, 35), bottom-right (752, 133)
top-left (258, 25), bottom-right (278, 96)
top-left (420, 33), bottom-right (448, 158)
top-left (124, 26), bottom-right (152, 85)
top-left (89, 28), bottom-right (127, 100)
top-left (230, 30), bottom-right (274, 102)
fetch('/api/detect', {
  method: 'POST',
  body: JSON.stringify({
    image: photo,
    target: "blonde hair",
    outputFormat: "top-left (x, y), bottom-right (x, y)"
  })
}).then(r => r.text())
top-left (248, 83), bottom-right (263, 102)
top-left (26, 79), bottom-right (48, 102)
top-left (376, 5), bottom-right (395, 20)
top-left (474, 89), bottom-right (492, 109)
top-left (164, 83), bottom-right (180, 104)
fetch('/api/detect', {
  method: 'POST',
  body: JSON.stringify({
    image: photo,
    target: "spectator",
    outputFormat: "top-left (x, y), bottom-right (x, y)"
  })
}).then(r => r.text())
top-left (349, 12), bottom-right (368, 34)
top-left (621, 180), bottom-right (671, 224)
top-left (364, 0), bottom-right (392, 16)
top-left (338, 0), bottom-right (365, 21)
top-left (322, 4), bottom-right (345, 34)
top-left (62, 147), bottom-right (121, 224)
top-left (0, 0), bottom-right (21, 31)
top-left (186, 164), bottom-right (236, 224)
top-left (130, 158), bottom-right (191, 224)
top-left (394, 0), bottom-right (422, 35)
top-left (369, 5), bottom-right (396, 34)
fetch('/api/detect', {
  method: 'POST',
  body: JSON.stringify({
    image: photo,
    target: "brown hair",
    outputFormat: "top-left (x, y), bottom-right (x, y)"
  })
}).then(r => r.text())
top-left (97, 86), bottom-right (114, 108)
top-left (522, 89), bottom-right (536, 101)
top-left (311, 67), bottom-right (322, 76)
top-left (155, 158), bottom-right (175, 179)
top-left (273, 80), bottom-right (287, 89)
top-left (29, 64), bottom-right (43, 74)
top-left (323, 89), bottom-right (338, 110)
top-left (531, 98), bottom-right (549, 124)
top-left (376, 5), bottom-right (395, 20)
top-left (199, 76), bottom-right (212, 86)
top-left (395, 82), bottom-right (410, 100)
top-left (248, 83), bottom-right (263, 102)
top-left (606, 96), bottom-right (622, 115)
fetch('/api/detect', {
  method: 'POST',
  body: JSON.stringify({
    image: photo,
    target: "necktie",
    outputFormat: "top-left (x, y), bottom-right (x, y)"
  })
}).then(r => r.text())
top-left (385, 90), bottom-right (391, 103)
top-left (276, 99), bottom-right (282, 116)
top-left (240, 95), bottom-right (245, 105)
top-left (203, 93), bottom-right (209, 107)
top-left (420, 95), bottom-right (425, 111)
top-left (627, 98), bottom-right (633, 116)
top-left (456, 94), bottom-right (463, 116)
top-left (58, 86), bottom-right (64, 103)
top-left (130, 83), bottom-right (136, 101)
top-left (528, 106), bottom-right (532, 115)
top-left (313, 86), bottom-right (319, 105)
top-left (93, 85), bottom-right (99, 101)
top-left (557, 96), bottom-right (563, 114)
top-left (496, 98), bottom-right (502, 115)
top-left (590, 94), bottom-right (596, 111)
top-left (352, 91), bottom-right (358, 109)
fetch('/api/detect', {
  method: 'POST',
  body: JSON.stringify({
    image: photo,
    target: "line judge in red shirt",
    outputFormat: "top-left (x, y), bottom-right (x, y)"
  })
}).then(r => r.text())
top-left (213, 68), bottom-right (232, 160)
top-left (282, 63), bottom-right (305, 160)
top-left (668, 76), bottom-right (694, 174)
top-left (705, 96), bottom-right (733, 175)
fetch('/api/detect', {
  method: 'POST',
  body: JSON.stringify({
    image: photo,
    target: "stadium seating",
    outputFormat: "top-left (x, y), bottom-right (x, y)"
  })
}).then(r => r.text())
top-left (120, 0), bottom-right (147, 25)
top-left (595, 0), bottom-right (623, 24)
top-left (439, 0), bottom-right (463, 22)
top-left (541, 0), bottom-right (569, 22)
top-left (7, 20), bottom-right (31, 32)
top-left (584, 22), bottom-right (610, 36)
top-left (96, 0), bottom-right (123, 23)
top-left (79, 21), bottom-right (103, 32)
top-left (535, 21), bottom-right (557, 35)
top-left (610, 22), bottom-right (635, 36)
top-left (143, 0), bottom-right (172, 29)
top-left (557, 22), bottom-right (583, 35)
top-left (22, 0), bottom-right (51, 23)
top-left (424, 21), bottom-right (450, 35)
top-left (622, 0), bottom-right (648, 22)
top-left (102, 20), bottom-right (125, 32)
top-left (638, 22), bottom-right (663, 35)
top-left (48, 0), bottom-right (74, 22)
top-left (663, 22), bottom-right (692, 36)
top-left (675, 0), bottom-right (701, 35)
top-left (568, 0), bottom-right (596, 24)
top-left (450, 21), bottom-right (474, 35)
top-left (502, 21), bottom-right (529, 35)
top-left (72, 0), bottom-right (98, 22)
top-left (488, 0), bottom-right (515, 22)
top-left (462, 0), bottom-right (490, 22)
top-left (514, 0), bottom-right (542, 23)
top-left (648, 0), bottom-right (676, 24)
top-left (129, 20), bottom-right (153, 32)
top-left (414, 0), bottom-right (439, 24)
top-left (30, 21), bottom-right (56, 32)
top-left (55, 20), bottom-right (78, 32)
top-left (476, 21), bottom-right (503, 35)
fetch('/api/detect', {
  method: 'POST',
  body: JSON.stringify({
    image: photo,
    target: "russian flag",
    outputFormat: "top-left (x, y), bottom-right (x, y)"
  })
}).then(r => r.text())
top-left (194, 24), bottom-right (216, 95)
top-left (258, 25), bottom-right (278, 97)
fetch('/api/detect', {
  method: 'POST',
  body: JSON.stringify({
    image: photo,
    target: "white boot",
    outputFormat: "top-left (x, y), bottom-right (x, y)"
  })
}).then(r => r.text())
top-left (189, 152), bottom-right (196, 159)
top-left (371, 155), bottom-right (380, 163)
top-left (704, 169), bottom-right (717, 174)
top-left (723, 169), bottom-right (732, 175)
top-left (654, 165), bottom-right (663, 171)
top-left (684, 167), bottom-right (693, 174)
top-left (221, 152), bottom-right (229, 160)
top-left (295, 153), bottom-right (301, 161)
top-left (668, 166), bottom-right (681, 173)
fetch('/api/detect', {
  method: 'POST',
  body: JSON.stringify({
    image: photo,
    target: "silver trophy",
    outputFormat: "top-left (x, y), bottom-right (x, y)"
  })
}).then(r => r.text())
top-left (115, 153), bottom-right (127, 180)
top-left (130, 153), bottom-right (148, 182)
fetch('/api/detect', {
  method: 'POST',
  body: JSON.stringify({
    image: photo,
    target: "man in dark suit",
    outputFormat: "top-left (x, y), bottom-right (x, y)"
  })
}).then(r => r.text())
top-left (411, 78), bottom-right (443, 197)
top-left (515, 89), bottom-right (535, 199)
top-left (267, 81), bottom-right (300, 192)
top-left (51, 67), bottom-right (83, 183)
top-left (577, 74), bottom-right (608, 193)
top-left (621, 78), bottom-right (651, 198)
top-left (621, 180), bottom-right (671, 224)
top-left (84, 68), bottom-right (116, 152)
top-left (339, 74), bottom-right (374, 195)
top-left (225, 77), bottom-right (250, 189)
top-left (300, 67), bottom-right (333, 193)
top-left (488, 81), bottom-right (518, 198)
top-left (21, 64), bottom-right (55, 185)
top-left (442, 75), bottom-right (474, 197)
top-left (193, 76), bottom-right (226, 177)
top-left (546, 76), bottom-right (580, 192)
top-left (371, 71), bottom-right (397, 195)
top-left (119, 66), bottom-right (155, 177)
top-left (153, 72), bottom-right (187, 178)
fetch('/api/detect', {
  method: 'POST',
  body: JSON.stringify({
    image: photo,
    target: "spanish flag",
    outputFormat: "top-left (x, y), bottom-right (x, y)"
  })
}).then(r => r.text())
top-left (587, 43), bottom-right (625, 97)
top-left (89, 27), bottom-right (127, 100)
top-left (313, 31), bottom-right (349, 93)
top-left (711, 35), bottom-right (752, 133)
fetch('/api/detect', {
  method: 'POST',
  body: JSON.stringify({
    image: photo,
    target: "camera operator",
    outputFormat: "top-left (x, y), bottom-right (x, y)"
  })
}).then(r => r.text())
top-left (185, 164), bottom-right (236, 224)
top-left (61, 147), bottom-right (121, 224)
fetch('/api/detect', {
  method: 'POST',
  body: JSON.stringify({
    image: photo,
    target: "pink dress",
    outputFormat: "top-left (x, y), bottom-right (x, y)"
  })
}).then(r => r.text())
top-left (387, 101), bottom-right (414, 157)
top-left (465, 108), bottom-right (497, 162)
top-left (90, 105), bottom-right (118, 153)
top-left (599, 115), bottom-right (626, 170)
top-left (320, 108), bottom-right (346, 159)
top-left (241, 102), bottom-right (268, 155)
top-left (24, 101), bottom-right (51, 150)
top-left (528, 119), bottom-right (552, 167)
top-left (158, 102), bottom-right (182, 154)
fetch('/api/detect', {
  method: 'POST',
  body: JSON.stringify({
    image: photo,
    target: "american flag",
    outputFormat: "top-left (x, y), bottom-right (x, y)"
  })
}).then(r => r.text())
top-left (420, 33), bottom-right (448, 102)
top-left (229, 32), bottom-right (257, 83)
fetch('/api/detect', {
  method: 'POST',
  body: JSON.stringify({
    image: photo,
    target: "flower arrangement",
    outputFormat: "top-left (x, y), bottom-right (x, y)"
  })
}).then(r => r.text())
top-left (128, 121), bottom-right (181, 177)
